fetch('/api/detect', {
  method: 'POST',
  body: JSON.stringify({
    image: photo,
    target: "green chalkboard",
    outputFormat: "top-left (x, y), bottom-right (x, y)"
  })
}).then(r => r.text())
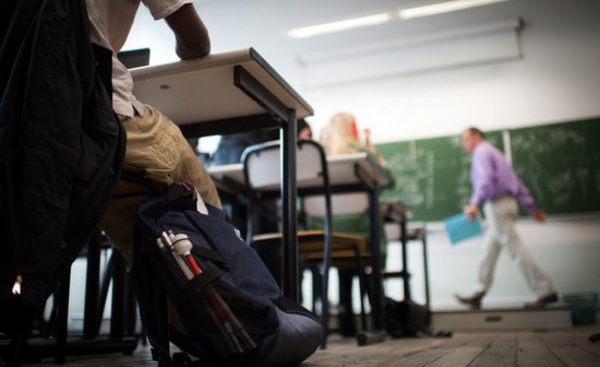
top-left (510, 118), bottom-right (600, 215)
top-left (377, 131), bottom-right (504, 221)
top-left (376, 118), bottom-right (600, 221)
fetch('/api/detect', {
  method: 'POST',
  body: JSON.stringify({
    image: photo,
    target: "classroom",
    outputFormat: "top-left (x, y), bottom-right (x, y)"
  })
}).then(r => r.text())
top-left (156, 0), bottom-right (599, 312)
top-left (1, 0), bottom-right (599, 366)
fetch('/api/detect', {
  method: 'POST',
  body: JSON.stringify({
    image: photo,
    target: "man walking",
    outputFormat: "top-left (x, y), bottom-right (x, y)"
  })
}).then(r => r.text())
top-left (456, 127), bottom-right (558, 309)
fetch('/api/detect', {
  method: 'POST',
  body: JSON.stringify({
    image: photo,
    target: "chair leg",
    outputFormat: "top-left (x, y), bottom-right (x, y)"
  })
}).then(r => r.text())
top-left (7, 325), bottom-right (28, 367)
top-left (357, 270), bottom-right (368, 331)
top-left (320, 263), bottom-right (329, 349)
top-left (5, 298), bottom-right (35, 367)
top-left (421, 234), bottom-right (431, 310)
top-left (44, 291), bottom-right (59, 338)
top-left (110, 251), bottom-right (126, 340)
top-left (338, 270), bottom-right (358, 337)
top-left (352, 251), bottom-right (369, 332)
top-left (55, 268), bottom-right (71, 364)
top-left (309, 264), bottom-right (320, 313)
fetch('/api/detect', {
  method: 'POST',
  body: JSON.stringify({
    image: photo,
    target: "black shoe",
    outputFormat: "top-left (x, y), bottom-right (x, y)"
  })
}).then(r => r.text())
top-left (524, 292), bottom-right (559, 309)
top-left (455, 291), bottom-right (485, 310)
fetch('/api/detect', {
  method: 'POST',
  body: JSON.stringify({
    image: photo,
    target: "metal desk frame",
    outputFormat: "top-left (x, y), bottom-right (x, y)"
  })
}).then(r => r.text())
top-left (131, 47), bottom-right (314, 301)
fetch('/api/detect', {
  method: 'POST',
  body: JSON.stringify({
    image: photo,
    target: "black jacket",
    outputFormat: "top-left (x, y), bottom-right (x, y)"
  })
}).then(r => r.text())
top-left (0, 0), bottom-right (125, 310)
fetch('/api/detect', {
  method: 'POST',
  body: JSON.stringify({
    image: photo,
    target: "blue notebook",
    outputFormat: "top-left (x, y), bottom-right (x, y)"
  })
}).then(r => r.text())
top-left (443, 213), bottom-right (483, 245)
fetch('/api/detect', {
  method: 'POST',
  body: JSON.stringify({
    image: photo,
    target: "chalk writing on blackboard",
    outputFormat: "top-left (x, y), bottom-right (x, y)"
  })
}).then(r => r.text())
top-left (510, 123), bottom-right (597, 212)
top-left (377, 119), bottom-right (599, 220)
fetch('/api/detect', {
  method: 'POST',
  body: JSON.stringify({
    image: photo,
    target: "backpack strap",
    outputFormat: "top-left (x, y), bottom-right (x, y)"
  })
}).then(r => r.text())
top-left (173, 266), bottom-right (224, 306)
top-left (189, 247), bottom-right (228, 269)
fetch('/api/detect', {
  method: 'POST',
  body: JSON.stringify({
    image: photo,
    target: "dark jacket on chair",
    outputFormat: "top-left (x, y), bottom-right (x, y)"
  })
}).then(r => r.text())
top-left (0, 0), bottom-right (125, 310)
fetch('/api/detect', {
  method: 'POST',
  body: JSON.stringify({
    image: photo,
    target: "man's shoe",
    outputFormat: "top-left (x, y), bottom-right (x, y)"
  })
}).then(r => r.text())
top-left (455, 291), bottom-right (485, 310)
top-left (524, 292), bottom-right (559, 309)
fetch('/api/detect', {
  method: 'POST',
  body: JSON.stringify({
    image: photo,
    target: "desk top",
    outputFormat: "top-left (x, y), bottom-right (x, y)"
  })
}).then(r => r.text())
top-left (131, 47), bottom-right (313, 126)
top-left (208, 152), bottom-right (393, 191)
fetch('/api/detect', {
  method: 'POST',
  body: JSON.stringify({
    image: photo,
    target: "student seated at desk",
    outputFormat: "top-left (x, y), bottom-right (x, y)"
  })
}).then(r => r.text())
top-left (308, 112), bottom-right (395, 336)
top-left (86, 0), bottom-right (222, 339)
top-left (211, 120), bottom-right (312, 235)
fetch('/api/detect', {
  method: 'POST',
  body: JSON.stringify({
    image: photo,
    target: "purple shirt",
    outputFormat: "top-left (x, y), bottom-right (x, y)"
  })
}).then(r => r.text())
top-left (470, 141), bottom-right (537, 214)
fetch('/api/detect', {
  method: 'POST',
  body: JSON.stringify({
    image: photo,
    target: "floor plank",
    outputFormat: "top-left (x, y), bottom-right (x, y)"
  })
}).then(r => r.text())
top-left (516, 332), bottom-right (569, 367)
top-left (6, 326), bottom-right (600, 367)
top-left (470, 332), bottom-right (518, 367)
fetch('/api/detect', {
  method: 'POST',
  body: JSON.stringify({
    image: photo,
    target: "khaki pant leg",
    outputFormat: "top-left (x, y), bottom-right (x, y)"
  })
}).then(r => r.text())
top-left (101, 105), bottom-right (221, 335)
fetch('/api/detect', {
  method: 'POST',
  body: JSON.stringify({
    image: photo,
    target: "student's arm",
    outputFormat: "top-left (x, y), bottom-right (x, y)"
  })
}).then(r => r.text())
top-left (165, 4), bottom-right (211, 59)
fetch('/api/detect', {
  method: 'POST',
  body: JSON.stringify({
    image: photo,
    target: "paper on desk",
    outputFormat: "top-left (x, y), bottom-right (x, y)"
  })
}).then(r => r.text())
top-left (443, 213), bottom-right (483, 245)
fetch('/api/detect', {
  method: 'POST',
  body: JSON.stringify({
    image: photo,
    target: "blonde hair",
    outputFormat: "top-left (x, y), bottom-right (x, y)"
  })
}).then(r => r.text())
top-left (320, 112), bottom-right (388, 168)
top-left (320, 112), bottom-right (360, 155)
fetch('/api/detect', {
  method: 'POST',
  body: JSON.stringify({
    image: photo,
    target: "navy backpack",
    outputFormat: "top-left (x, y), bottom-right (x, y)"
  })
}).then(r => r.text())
top-left (133, 184), bottom-right (323, 366)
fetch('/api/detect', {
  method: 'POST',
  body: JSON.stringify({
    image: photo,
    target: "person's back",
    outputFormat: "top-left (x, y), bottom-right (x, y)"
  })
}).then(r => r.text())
top-left (211, 130), bottom-right (278, 166)
top-left (211, 119), bottom-right (312, 166)
top-left (211, 119), bottom-right (312, 235)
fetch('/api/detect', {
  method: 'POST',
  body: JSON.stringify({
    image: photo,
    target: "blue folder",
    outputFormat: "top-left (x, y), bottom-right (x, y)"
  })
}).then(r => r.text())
top-left (443, 213), bottom-right (483, 245)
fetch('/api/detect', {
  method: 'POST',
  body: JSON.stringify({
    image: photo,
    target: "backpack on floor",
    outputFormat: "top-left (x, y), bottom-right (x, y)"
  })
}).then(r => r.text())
top-left (384, 297), bottom-right (431, 338)
top-left (132, 184), bottom-right (323, 367)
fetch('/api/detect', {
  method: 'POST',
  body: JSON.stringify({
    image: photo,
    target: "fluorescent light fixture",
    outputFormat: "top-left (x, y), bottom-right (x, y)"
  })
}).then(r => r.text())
top-left (288, 13), bottom-right (392, 39)
top-left (399, 0), bottom-right (511, 20)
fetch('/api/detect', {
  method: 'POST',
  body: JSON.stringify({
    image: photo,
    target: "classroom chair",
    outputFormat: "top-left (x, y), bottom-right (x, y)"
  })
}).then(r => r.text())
top-left (241, 139), bottom-right (371, 347)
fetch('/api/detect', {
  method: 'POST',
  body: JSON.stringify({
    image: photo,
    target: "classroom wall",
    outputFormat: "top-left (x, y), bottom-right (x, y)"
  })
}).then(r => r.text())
top-left (384, 216), bottom-right (600, 309)
top-left (80, 0), bottom-right (599, 318)
top-left (125, 0), bottom-right (600, 141)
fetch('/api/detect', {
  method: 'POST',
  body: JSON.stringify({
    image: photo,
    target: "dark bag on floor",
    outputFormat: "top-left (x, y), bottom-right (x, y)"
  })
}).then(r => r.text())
top-left (384, 297), bottom-right (431, 337)
top-left (133, 185), bottom-right (323, 367)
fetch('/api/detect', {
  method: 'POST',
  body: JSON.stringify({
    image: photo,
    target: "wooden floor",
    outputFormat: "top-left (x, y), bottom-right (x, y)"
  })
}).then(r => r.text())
top-left (13, 326), bottom-right (600, 367)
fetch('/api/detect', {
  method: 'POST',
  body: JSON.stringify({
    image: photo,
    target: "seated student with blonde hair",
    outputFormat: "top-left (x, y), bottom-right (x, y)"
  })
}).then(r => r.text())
top-left (310, 112), bottom-right (394, 336)
top-left (320, 112), bottom-right (387, 167)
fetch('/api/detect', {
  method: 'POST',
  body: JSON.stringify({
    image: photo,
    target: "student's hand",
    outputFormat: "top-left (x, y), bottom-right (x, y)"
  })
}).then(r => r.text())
top-left (532, 209), bottom-right (546, 223)
top-left (464, 204), bottom-right (479, 220)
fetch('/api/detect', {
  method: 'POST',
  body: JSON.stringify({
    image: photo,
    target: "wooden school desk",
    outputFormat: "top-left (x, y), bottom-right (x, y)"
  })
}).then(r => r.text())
top-left (131, 47), bottom-right (313, 300)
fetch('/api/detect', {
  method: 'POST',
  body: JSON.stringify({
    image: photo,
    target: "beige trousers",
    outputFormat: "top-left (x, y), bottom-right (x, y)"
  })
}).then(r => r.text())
top-left (100, 105), bottom-right (222, 335)
top-left (101, 105), bottom-right (221, 263)
top-left (475, 196), bottom-right (555, 296)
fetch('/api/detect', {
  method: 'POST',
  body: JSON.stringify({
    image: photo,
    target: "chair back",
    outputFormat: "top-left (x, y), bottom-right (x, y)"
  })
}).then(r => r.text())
top-left (242, 140), bottom-right (325, 192)
top-left (241, 139), bottom-right (333, 242)
top-left (303, 192), bottom-right (369, 218)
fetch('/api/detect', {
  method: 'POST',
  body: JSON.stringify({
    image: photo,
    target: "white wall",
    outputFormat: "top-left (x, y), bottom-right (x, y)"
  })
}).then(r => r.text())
top-left (107, 0), bottom-right (600, 314)
top-left (384, 215), bottom-right (600, 309)
top-left (126, 0), bottom-right (600, 141)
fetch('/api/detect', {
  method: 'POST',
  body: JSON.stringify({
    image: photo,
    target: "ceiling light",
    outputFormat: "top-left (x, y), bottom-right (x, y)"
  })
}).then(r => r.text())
top-left (399, 0), bottom-right (511, 20)
top-left (288, 13), bottom-right (392, 39)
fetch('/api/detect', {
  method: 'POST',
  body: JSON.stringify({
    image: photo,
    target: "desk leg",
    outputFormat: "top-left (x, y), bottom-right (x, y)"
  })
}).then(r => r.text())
top-left (422, 233), bottom-right (431, 309)
top-left (280, 110), bottom-right (298, 302)
top-left (84, 229), bottom-right (101, 338)
top-left (360, 186), bottom-right (386, 344)
top-left (357, 187), bottom-right (386, 345)
top-left (400, 218), bottom-right (411, 300)
top-left (55, 268), bottom-right (70, 364)
top-left (110, 252), bottom-right (125, 340)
